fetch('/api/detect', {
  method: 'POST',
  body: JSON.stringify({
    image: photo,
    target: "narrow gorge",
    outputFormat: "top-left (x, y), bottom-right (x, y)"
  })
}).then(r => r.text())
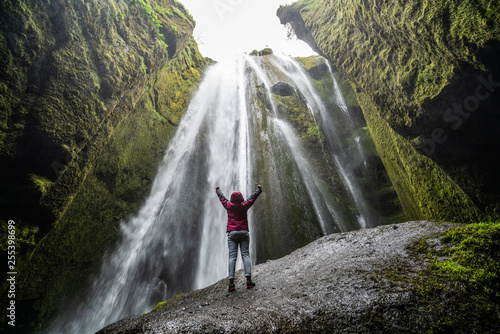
top-left (1, 0), bottom-right (499, 333)
top-left (50, 48), bottom-right (405, 333)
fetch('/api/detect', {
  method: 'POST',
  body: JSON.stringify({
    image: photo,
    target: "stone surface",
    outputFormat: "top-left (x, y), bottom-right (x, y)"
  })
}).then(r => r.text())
top-left (271, 82), bottom-right (295, 96)
top-left (98, 221), bottom-right (461, 333)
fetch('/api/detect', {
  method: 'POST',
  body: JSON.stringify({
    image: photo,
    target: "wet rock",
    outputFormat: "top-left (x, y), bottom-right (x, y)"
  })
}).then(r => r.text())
top-left (97, 221), bottom-right (462, 333)
top-left (249, 48), bottom-right (274, 56)
top-left (307, 63), bottom-right (329, 80)
top-left (271, 82), bottom-right (295, 96)
top-left (277, 0), bottom-right (500, 223)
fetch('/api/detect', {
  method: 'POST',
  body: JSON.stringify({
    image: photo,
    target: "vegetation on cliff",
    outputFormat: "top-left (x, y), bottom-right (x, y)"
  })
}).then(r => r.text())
top-left (278, 0), bottom-right (500, 223)
top-left (389, 222), bottom-right (500, 333)
top-left (277, 2), bottom-right (500, 329)
top-left (1, 0), bottom-right (498, 331)
top-left (1, 0), bottom-right (208, 330)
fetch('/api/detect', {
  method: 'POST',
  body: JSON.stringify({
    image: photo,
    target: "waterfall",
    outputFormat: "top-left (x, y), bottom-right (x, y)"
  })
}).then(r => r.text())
top-left (324, 59), bottom-right (349, 113)
top-left (267, 52), bottom-right (376, 229)
top-left (50, 52), bottom-right (383, 333)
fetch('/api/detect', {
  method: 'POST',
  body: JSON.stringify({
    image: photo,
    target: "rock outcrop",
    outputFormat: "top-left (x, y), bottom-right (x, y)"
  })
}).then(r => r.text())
top-left (0, 0), bottom-right (208, 330)
top-left (97, 221), bottom-right (499, 334)
top-left (270, 81), bottom-right (295, 96)
top-left (278, 0), bottom-right (500, 223)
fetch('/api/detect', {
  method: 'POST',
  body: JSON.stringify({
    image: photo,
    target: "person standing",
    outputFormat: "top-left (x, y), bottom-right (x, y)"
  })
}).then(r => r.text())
top-left (216, 185), bottom-right (262, 292)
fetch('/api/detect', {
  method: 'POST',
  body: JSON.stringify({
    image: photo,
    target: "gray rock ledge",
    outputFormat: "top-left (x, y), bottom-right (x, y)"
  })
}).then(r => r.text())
top-left (97, 221), bottom-right (461, 334)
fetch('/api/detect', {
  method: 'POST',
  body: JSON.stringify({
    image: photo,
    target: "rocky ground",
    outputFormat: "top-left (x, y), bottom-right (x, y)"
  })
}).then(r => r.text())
top-left (97, 221), bottom-right (461, 333)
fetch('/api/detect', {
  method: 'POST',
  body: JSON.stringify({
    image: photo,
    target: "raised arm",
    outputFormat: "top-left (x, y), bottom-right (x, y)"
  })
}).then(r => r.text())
top-left (216, 186), bottom-right (230, 207)
top-left (244, 185), bottom-right (262, 203)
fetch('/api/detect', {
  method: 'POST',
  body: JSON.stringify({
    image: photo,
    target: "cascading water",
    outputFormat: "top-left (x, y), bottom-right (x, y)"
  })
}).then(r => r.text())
top-left (51, 51), bottom-right (386, 333)
top-left (267, 53), bottom-right (377, 229)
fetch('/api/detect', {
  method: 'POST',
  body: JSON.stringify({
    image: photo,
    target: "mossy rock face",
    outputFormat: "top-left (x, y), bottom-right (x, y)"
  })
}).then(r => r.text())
top-left (296, 55), bottom-right (406, 225)
top-left (306, 62), bottom-right (329, 80)
top-left (397, 222), bottom-right (500, 333)
top-left (0, 0), bottom-right (208, 330)
top-left (249, 54), bottom-right (405, 260)
top-left (1, 0), bottom-right (199, 228)
top-left (278, 0), bottom-right (500, 222)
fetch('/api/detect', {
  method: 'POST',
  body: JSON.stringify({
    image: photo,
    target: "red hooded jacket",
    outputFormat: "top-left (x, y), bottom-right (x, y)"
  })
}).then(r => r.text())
top-left (216, 187), bottom-right (262, 232)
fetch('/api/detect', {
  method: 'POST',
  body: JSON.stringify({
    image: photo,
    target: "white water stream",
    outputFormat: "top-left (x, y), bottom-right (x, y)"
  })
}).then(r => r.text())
top-left (51, 52), bottom-right (377, 333)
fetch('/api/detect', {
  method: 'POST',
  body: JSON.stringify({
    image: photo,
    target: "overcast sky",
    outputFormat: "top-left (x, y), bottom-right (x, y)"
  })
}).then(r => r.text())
top-left (179, 0), bottom-right (316, 61)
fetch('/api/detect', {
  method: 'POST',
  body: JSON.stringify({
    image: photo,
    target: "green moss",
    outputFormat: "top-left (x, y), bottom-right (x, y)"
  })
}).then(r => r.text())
top-left (0, 219), bottom-right (38, 253)
top-left (350, 127), bottom-right (378, 156)
top-left (359, 92), bottom-right (482, 221)
top-left (295, 55), bottom-right (324, 70)
top-left (409, 222), bottom-right (500, 332)
top-left (371, 222), bottom-right (500, 332)
top-left (0, 0), bottom-right (207, 330)
top-left (29, 174), bottom-right (53, 195)
top-left (295, 55), bottom-right (359, 107)
top-left (281, 0), bottom-right (500, 223)
top-left (437, 222), bottom-right (500, 295)
top-left (149, 293), bottom-right (183, 314)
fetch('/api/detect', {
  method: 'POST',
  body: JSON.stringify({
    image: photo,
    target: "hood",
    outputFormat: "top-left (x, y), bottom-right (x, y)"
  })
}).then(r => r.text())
top-left (230, 192), bottom-right (244, 203)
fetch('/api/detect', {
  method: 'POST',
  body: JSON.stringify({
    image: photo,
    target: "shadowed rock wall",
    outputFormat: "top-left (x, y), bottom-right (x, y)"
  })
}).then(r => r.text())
top-left (278, 0), bottom-right (500, 222)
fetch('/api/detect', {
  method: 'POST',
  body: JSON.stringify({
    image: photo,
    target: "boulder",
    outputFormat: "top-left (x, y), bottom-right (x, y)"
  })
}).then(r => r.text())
top-left (98, 221), bottom-right (464, 333)
top-left (271, 82), bottom-right (295, 96)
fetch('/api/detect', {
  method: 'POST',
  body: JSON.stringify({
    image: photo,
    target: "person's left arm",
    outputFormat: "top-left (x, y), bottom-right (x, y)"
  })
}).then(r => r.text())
top-left (244, 185), bottom-right (262, 205)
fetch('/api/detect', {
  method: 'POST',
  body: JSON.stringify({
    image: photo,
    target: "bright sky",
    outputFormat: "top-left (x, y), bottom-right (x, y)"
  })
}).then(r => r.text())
top-left (179, 0), bottom-right (316, 61)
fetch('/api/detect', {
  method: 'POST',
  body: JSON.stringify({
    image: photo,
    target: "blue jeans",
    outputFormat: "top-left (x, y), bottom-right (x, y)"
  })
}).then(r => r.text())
top-left (227, 230), bottom-right (251, 279)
